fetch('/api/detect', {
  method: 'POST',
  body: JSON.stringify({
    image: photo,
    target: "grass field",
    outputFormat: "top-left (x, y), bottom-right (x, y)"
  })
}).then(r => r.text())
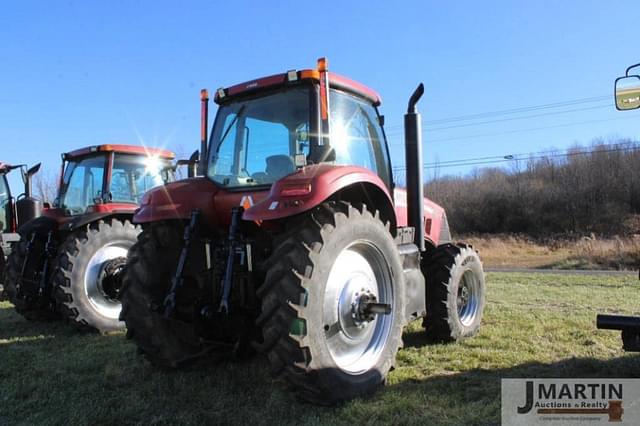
top-left (1, 272), bottom-right (639, 425)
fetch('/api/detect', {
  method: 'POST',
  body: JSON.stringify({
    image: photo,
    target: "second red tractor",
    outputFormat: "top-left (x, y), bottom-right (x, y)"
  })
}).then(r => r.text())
top-left (2, 145), bottom-right (175, 332)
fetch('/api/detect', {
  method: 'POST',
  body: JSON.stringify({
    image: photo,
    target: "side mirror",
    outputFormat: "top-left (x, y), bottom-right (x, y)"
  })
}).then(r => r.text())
top-left (615, 75), bottom-right (640, 110)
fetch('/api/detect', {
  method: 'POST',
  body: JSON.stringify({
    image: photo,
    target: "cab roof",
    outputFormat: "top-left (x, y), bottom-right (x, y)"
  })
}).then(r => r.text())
top-left (214, 67), bottom-right (382, 106)
top-left (64, 144), bottom-right (175, 160)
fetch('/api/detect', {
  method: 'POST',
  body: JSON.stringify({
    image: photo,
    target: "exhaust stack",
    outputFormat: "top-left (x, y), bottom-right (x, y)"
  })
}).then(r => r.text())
top-left (404, 84), bottom-right (425, 251)
top-left (23, 163), bottom-right (41, 198)
top-left (199, 89), bottom-right (209, 176)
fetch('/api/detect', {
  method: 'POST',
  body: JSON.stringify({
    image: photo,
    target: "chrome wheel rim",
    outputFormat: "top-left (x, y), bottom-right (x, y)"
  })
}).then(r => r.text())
top-left (323, 241), bottom-right (394, 375)
top-left (84, 241), bottom-right (131, 320)
top-left (457, 269), bottom-right (481, 326)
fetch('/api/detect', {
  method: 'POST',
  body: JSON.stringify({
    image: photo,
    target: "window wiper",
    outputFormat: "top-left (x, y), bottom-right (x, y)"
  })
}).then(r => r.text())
top-left (216, 104), bottom-right (247, 154)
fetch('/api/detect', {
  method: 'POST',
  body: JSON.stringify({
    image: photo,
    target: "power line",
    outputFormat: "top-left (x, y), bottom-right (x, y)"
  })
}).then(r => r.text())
top-left (392, 143), bottom-right (640, 172)
top-left (383, 94), bottom-right (610, 131)
top-left (386, 115), bottom-right (639, 146)
top-left (396, 141), bottom-right (639, 169)
top-left (385, 103), bottom-right (611, 134)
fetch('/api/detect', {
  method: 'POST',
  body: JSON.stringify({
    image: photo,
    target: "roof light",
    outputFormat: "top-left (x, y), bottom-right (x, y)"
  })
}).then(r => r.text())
top-left (287, 69), bottom-right (298, 82)
top-left (317, 57), bottom-right (328, 72)
top-left (216, 87), bottom-right (225, 99)
top-left (90, 146), bottom-right (98, 152)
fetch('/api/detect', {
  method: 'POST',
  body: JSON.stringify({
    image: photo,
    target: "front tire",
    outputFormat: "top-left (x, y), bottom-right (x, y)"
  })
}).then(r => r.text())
top-left (53, 219), bottom-right (139, 333)
top-left (119, 222), bottom-right (206, 366)
top-left (423, 243), bottom-right (485, 342)
top-left (257, 202), bottom-right (406, 404)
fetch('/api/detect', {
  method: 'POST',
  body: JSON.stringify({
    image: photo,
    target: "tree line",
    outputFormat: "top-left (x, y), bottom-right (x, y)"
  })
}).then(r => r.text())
top-left (425, 139), bottom-right (640, 237)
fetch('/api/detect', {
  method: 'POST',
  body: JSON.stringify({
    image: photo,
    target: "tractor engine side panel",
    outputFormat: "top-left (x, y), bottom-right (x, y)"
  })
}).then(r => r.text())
top-left (393, 188), bottom-right (447, 246)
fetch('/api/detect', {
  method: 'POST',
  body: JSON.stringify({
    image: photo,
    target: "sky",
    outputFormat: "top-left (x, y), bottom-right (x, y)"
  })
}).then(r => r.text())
top-left (1, 0), bottom-right (639, 192)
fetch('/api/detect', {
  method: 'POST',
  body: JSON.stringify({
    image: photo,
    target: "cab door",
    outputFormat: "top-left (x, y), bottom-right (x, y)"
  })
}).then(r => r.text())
top-left (0, 174), bottom-right (11, 232)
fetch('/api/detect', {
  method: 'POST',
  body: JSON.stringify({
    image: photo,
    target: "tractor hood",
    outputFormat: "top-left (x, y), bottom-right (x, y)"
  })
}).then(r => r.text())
top-left (134, 177), bottom-right (220, 227)
top-left (133, 177), bottom-right (270, 229)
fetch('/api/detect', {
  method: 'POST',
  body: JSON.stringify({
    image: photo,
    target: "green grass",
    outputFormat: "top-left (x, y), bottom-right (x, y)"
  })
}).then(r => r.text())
top-left (1, 273), bottom-right (639, 425)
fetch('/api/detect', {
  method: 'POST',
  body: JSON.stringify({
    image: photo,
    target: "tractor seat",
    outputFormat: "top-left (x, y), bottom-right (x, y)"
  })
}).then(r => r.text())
top-left (265, 155), bottom-right (295, 180)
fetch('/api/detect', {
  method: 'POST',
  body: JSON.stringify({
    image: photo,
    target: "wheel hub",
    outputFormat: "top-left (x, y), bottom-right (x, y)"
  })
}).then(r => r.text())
top-left (323, 242), bottom-right (394, 375)
top-left (84, 241), bottom-right (130, 320)
top-left (97, 257), bottom-right (127, 301)
top-left (457, 269), bottom-right (481, 326)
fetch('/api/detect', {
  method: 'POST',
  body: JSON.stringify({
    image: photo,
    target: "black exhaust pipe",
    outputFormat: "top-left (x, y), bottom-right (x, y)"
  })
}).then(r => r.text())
top-left (404, 83), bottom-right (425, 252)
top-left (24, 163), bottom-right (41, 198)
top-left (16, 163), bottom-right (42, 227)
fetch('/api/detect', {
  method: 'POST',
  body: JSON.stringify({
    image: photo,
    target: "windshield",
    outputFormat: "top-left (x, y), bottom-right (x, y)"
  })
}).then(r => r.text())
top-left (207, 87), bottom-right (312, 188)
top-left (109, 154), bottom-right (171, 203)
top-left (58, 155), bottom-right (107, 214)
top-left (58, 153), bottom-right (171, 214)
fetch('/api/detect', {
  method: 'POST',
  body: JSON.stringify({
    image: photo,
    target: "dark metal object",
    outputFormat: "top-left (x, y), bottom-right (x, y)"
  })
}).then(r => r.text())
top-left (625, 62), bottom-right (640, 76)
top-left (597, 314), bottom-right (640, 330)
top-left (163, 209), bottom-right (200, 318)
top-left (219, 206), bottom-right (244, 314)
top-left (16, 197), bottom-right (43, 228)
top-left (622, 330), bottom-right (640, 352)
top-left (39, 231), bottom-right (55, 297)
top-left (404, 83), bottom-right (425, 252)
top-left (356, 293), bottom-right (391, 322)
top-left (17, 233), bottom-right (37, 296)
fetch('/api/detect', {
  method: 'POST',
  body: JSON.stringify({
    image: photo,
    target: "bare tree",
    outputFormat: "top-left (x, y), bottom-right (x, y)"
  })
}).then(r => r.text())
top-left (33, 169), bottom-right (59, 204)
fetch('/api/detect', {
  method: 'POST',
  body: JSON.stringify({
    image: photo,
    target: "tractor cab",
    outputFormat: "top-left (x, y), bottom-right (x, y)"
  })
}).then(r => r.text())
top-left (0, 161), bottom-right (41, 278)
top-left (206, 59), bottom-right (392, 192)
top-left (54, 145), bottom-right (175, 216)
top-left (0, 162), bottom-right (41, 233)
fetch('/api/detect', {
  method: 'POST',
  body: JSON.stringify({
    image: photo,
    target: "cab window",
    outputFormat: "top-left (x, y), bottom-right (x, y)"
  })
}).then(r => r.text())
top-left (110, 154), bottom-right (167, 204)
top-left (329, 90), bottom-right (391, 187)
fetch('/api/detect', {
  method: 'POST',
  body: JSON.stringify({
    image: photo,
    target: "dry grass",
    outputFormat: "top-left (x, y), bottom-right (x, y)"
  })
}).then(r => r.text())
top-left (462, 234), bottom-right (640, 270)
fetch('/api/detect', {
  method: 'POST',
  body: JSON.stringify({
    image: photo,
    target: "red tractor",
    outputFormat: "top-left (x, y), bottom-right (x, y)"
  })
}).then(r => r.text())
top-left (120, 58), bottom-right (486, 403)
top-left (2, 145), bottom-right (175, 333)
top-left (0, 161), bottom-right (41, 281)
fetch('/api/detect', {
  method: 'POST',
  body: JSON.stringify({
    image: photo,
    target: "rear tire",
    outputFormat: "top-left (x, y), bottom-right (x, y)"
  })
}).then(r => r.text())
top-left (119, 222), bottom-right (206, 366)
top-left (3, 234), bottom-right (58, 320)
top-left (423, 243), bottom-right (485, 342)
top-left (53, 219), bottom-right (139, 333)
top-left (257, 202), bottom-right (406, 404)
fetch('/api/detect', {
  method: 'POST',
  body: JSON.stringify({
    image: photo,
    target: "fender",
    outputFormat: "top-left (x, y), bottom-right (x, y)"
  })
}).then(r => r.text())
top-left (18, 208), bottom-right (139, 235)
top-left (243, 164), bottom-right (395, 227)
top-left (57, 211), bottom-right (136, 232)
top-left (17, 215), bottom-right (60, 237)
